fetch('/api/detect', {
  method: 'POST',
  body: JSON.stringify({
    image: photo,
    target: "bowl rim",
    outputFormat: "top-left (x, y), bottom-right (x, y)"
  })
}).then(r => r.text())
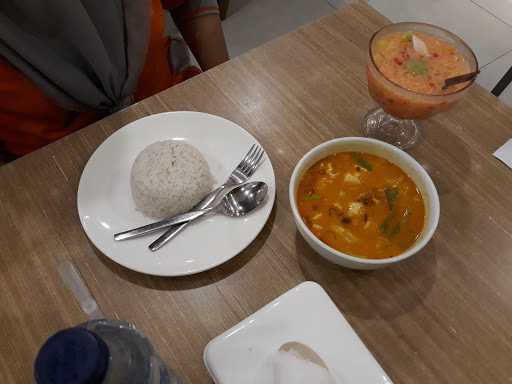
top-left (289, 137), bottom-right (440, 266)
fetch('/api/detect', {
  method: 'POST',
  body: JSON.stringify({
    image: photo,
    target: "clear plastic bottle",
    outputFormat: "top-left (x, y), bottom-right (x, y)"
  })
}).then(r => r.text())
top-left (34, 319), bottom-right (182, 384)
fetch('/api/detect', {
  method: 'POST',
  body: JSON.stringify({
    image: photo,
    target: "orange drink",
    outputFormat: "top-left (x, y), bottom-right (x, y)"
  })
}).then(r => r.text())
top-left (363, 23), bottom-right (478, 148)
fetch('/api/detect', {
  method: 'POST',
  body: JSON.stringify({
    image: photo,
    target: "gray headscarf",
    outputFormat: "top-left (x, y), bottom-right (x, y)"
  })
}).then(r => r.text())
top-left (0, 0), bottom-right (151, 112)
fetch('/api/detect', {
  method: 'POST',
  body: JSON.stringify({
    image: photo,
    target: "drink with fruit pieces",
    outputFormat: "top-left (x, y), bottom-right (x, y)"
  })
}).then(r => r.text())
top-left (363, 23), bottom-right (478, 149)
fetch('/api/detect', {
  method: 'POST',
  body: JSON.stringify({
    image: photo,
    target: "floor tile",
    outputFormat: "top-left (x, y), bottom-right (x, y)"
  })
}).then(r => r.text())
top-left (470, 0), bottom-right (512, 27)
top-left (499, 79), bottom-right (512, 107)
top-left (222, 0), bottom-right (337, 57)
top-left (477, 50), bottom-right (512, 106)
top-left (477, 51), bottom-right (512, 91)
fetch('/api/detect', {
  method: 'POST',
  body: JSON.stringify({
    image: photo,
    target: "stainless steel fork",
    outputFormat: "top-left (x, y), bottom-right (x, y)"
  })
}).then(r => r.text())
top-left (148, 144), bottom-right (265, 251)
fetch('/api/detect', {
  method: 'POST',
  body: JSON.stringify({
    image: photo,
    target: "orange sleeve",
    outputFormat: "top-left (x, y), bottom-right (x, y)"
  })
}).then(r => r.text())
top-left (0, 58), bottom-right (100, 156)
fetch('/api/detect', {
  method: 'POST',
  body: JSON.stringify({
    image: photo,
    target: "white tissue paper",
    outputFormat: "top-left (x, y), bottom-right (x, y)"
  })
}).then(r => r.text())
top-left (253, 351), bottom-right (337, 384)
top-left (493, 139), bottom-right (512, 169)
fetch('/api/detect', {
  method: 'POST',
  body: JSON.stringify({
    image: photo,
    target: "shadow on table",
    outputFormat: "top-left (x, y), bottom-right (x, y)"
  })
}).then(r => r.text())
top-left (295, 230), bottom-right (438, 320)
top-left (95, 207), bottom-right (276, 291)
top-left (410, 116), bottom-right (474, 225)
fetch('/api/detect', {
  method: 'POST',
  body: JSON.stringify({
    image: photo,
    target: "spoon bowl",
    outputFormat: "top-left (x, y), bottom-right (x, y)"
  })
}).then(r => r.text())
top-left (146, 181), bottom-right (268, 251)
top-left (220, 181), bottom-right (268, 217)
top-left (159, 181), bottom-right (268, 225)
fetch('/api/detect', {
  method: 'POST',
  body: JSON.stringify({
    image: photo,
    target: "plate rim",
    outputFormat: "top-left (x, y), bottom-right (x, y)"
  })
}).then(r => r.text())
top-left (77, 111), bottom-right (276, 277)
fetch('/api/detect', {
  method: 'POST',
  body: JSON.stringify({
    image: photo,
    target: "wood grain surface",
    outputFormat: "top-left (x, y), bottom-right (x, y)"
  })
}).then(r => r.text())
top-left (2, 3), bottom-right (512, 383)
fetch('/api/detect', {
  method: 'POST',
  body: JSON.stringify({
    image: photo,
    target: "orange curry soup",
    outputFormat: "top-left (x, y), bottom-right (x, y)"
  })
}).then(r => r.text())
top-left (297, 152), bottom-right (425, 259)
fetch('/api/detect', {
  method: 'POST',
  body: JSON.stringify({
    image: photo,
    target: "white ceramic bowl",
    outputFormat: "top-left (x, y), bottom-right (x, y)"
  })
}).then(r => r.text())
top-left (289, 137), bottom-right (440, 270)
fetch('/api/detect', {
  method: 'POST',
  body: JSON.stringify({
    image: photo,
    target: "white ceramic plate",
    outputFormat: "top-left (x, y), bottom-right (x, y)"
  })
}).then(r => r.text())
top-left (204, 282), bottom-right (393, 384)
top-left (77, 112), bottom-right (275, 276)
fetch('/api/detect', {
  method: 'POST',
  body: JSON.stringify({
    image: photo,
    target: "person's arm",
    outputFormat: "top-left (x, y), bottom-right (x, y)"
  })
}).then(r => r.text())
top-left (169, 1), bottom-right (229, 70)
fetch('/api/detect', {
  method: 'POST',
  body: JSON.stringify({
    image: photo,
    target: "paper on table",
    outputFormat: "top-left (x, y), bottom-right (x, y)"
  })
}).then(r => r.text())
top-left (493, 139), bottom-right (512, 169)
top-left (58, 260), bottom-right (104, 319)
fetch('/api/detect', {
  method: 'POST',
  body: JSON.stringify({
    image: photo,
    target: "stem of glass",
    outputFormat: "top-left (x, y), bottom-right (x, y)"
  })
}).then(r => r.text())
top-left (362, 107), bottom-right (421, 150)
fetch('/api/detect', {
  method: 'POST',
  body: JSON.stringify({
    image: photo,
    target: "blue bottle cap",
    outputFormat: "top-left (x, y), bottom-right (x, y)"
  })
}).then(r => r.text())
top-left (34, 327), bottom-right (109, 384)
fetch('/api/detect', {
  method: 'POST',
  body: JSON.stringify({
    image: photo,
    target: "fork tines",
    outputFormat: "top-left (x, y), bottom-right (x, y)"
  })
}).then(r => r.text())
top-left (238, 144), bottom-right (264, 176)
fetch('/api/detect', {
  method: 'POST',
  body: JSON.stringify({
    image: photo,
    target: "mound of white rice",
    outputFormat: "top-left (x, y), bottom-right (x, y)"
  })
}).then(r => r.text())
top-left (130, 140), bottom-right (213, 218)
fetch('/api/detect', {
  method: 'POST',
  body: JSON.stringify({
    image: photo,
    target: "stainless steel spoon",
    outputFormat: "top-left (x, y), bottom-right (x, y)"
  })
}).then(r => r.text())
top-left (114, 181), bottom-right (268, 242)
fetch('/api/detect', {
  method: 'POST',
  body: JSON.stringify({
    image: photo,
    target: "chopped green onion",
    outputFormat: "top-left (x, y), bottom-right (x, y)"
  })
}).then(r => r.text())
top-left (380, 208), bottom-right (411, 240)
top-left (375, 39), bottom-right (388, 50)
top-left (351, 152), bottom-right (373, 171)
top-left (389, 223), bottom-right (401, 239)
top-left (304, 194), bottom-right (321, 201)
top-left (380, 214), bottom-right (399, 240)
top-left (380, 214), bottom-right (392, 238)
top-left (406, 59), bottom-right (428, 75)
top-left (403, 31), bottom-right (413, 42)
top-left (385, 187), bottom-right (399, 210)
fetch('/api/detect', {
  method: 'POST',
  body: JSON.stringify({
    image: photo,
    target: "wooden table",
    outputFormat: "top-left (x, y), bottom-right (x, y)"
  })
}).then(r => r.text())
top-left (2, 3), bottom-right (512, 383)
